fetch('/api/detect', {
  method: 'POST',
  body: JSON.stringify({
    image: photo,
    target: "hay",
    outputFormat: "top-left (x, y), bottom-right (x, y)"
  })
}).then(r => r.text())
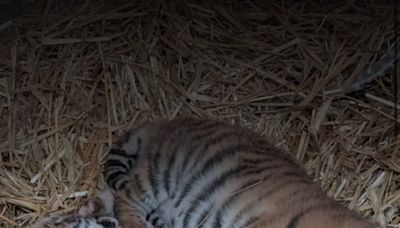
top-left (0, 0), bottom-right (399, 227)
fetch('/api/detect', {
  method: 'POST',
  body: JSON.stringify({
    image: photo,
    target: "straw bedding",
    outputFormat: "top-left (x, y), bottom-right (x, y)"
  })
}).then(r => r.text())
top-left (0, 0), bottom-right (399, 227)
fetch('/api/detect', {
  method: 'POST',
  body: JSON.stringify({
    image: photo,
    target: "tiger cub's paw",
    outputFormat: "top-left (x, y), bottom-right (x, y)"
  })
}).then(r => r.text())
top-left (77, 197), bottom-right (101, 217)
top-left (77, 189), bottom-right (115, 217)
top-left (97, 216), bottom-right (121, 228)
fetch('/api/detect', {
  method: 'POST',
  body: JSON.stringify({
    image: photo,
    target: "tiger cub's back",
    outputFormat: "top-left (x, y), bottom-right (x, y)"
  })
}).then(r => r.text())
top-left (105, 118), bottom-right (379, 228)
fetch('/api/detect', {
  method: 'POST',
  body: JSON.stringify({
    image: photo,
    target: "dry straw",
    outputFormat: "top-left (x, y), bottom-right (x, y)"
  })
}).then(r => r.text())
top-left (0, 0), bottom-right (399, 227)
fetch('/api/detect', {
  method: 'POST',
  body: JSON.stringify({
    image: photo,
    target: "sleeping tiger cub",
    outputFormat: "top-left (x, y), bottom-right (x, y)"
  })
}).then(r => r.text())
top-left (105, 118), bottom-right (381, 228)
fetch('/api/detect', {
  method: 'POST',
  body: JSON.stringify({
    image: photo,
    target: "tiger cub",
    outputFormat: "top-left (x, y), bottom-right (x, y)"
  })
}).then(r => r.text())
top-left (105, 118), bottom-right (380, 228)
top-left (30, 190), bottom-right (120, 228)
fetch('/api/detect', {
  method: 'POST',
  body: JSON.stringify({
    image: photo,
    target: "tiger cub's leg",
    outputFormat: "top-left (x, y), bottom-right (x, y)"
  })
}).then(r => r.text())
top-left (115, 183), bottom-right (169, 228)
top-left (104, 126), bottom-right (150, 191)
top-left (104, 128), bottom-right (169, 227)
top-left (113, 191), bottom-right (147, 228)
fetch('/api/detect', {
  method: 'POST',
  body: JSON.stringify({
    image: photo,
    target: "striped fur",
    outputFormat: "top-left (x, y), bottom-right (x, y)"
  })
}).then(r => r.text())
top-left (105, 118), bottom-right (380, 228)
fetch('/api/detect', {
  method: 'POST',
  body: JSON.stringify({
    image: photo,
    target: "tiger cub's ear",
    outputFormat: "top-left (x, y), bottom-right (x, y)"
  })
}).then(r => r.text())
top-left (77, 189), bottom-right (115, 217)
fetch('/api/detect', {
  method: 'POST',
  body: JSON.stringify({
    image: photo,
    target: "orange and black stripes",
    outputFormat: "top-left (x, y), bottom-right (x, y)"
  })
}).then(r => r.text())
top-left (104, 118), bottom-right (378, 228)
